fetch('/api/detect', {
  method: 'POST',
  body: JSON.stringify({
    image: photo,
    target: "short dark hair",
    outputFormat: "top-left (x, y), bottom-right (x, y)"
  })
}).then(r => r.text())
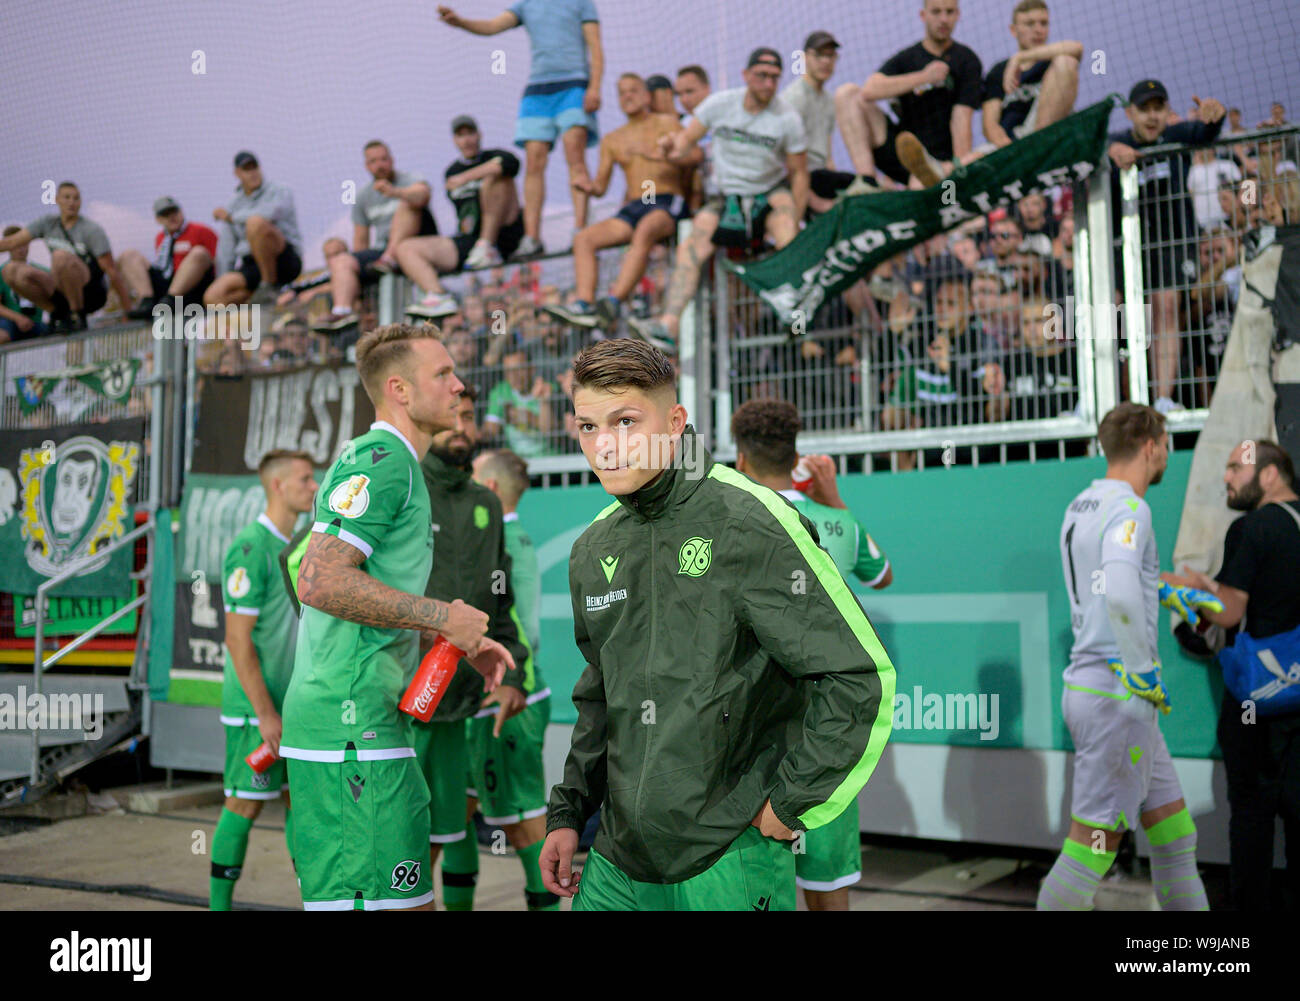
top-left (1012, 0), bottom-right (1048, 19)
top-left (476, 448), bottom-right (530, 502)
top-left (572, 339), bottom-right (676, 396)
top-left (1251, 439), bottom-right (1296, 488)
top-left (1098, 403), bottom-right (1166, 462)
top-left (676, 64), bottom-right (710, 86)
top-left (458, 382), bottom-right (479, 405)
top-left (258, 449), bottom-right (314, 478)
top-left (355, 323), bottom-right (442, 402)
top-left (731, 399), bottom-right (801, 477)
top-left (56, 181), bottom-right (79, 193)
top-left (363, 139), bottom-right (389, 153)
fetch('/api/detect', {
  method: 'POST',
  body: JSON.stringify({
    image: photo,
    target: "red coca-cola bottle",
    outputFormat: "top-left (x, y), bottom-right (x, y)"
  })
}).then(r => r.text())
top-left (246, 741), bottom-right (278, 773)
top-left (399, 637), bottom-right (465, 722)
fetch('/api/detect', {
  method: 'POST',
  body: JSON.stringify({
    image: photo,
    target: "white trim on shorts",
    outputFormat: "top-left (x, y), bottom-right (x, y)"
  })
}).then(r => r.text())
top-left (224, 787), bottom-right (283, 800)
top-left (221, 714), bottom-right (260, 726)
top-left (311, 521), bottom-right (373, 559)
top-left (795, 871), bottom-right (862, 892)
top-left (429, 830), bottom-right (467, 844)
top-left (279, 745), bottom-right (416, 763)
top-left (302, 889), bottom-right (435, 911)
top-left (482, 805), bottom-right (547, 826)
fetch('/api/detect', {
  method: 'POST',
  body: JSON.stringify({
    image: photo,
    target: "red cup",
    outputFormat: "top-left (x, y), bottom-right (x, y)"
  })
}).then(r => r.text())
top-left (399, 637), bottom-right (465, 722)
top-left (792, 458), bottom-right (814, 493)
top-left (246, 741), bottom-right (277, 773)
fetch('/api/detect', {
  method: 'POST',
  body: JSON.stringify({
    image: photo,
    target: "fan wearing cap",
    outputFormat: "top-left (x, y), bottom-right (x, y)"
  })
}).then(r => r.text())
top-left (398, 117), bottom-right (526, 320)
top-left (1107, 80), bottom-right (1225, 415)
top-left (780, 31), bottom-right (860, 213)
top-left (206, 152), bottom-right (304, 309)
top-left (309, 141), bottom-right (437, 333)
top-left (646, 75), bottom-right (677, 117)
top-left (833, 0), bottom-right (982, 190)
top-left (118, 197), bottom-right (219, 320)
top-left (625, 47), bottom-right (808, 353)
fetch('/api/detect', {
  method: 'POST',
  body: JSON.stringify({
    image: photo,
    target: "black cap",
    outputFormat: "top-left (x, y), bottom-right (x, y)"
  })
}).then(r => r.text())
top-left (1128, 80), bottom-right (1169, 107)
top-left (746, 47), bottom-right (782, 70)
top-left (646, 74), bottom-right (672, 92)
top-left (451, 115), bottom-right (478, 134)
top-left (804, 30), bottom-right (840, 52)
top-left (233, 150), bottom-right (258, 168)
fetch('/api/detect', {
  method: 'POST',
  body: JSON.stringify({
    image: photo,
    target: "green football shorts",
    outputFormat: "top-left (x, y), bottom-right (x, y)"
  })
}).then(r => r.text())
top-left (572, 826), bottom-right (795, 911)
top-left (412, 718), bottom-right (470, 844)
top-left (467, 695), bottom-right (550, 825)
top-left (795, 800), bottom-right (862, 891)
top-left (224, 723), bottom-right (287, 799)
top-left (285, 752), bottom-right (432, 910)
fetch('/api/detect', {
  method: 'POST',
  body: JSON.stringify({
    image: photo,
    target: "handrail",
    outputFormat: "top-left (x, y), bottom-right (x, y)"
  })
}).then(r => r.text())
top-left (31, 517), bottom-right (154, 784)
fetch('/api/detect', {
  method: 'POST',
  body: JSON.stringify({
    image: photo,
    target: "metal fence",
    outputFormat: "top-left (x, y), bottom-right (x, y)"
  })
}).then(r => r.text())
top-left (1111, 124), bottom-right (1298, 428)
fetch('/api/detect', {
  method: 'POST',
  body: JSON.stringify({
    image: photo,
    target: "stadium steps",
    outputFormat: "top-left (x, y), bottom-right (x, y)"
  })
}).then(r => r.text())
top-left (0, 674), bottom-right (140, 807)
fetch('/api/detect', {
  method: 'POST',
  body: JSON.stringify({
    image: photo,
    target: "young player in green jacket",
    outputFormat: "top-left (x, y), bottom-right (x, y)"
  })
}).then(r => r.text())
top-left (540, 339), bottom-right (896, 910)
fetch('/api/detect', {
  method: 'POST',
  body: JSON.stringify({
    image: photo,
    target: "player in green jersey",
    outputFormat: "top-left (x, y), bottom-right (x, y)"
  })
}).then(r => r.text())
top-left (281, 323), bottom-right (515, 911)
top-left (732, 399), bottom-right (893, 912)
top-left (470, 447), bottom-right (557, 909)
top-left (211, 449), bottom-right (318, 911)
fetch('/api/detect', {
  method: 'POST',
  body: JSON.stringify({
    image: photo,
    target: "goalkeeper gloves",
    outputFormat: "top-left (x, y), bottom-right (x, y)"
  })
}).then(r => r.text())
top-left (1158, 580), bottom-right (1223, 628)
top-left (1107, 658), bottom-right (1172, 714)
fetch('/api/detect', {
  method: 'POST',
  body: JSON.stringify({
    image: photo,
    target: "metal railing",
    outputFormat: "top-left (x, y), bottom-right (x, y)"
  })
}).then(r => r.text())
top-left (29, 518), bottom-right (154, 783)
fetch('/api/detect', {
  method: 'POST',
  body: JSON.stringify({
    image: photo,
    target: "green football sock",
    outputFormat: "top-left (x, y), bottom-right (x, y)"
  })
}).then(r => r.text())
top-left (210, 809), bottom-right (254, 911)
top-left (441, 824), bottom-right (480, 911)
top-left (1037, 837), bottom-right (1116, 911)
top-left (1147, 809), bottom-right (1209, 911)
top-left (518, 840), bottom-right (559, 911)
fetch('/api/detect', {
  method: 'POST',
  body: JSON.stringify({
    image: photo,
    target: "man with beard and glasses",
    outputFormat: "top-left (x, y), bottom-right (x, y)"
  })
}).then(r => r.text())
top-left (413, 382), bottom-right (540, 910)
top-left (1163, 440), bottom-right (1300, 910)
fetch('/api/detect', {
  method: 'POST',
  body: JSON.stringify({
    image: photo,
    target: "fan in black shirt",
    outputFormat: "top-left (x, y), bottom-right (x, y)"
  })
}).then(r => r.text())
top-left (1163, 440), bottom-right (1300, 911)
top-left (832, 0), bottom-right (980, 188)
top-left (979, 1), bottom-right (1082, 150)
top-left (1106, 79), bottom-right (1226, 413)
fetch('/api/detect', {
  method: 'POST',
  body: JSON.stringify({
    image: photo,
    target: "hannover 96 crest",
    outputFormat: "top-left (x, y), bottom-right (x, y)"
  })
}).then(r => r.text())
top-left (18, 435), bottom-right (140, 579)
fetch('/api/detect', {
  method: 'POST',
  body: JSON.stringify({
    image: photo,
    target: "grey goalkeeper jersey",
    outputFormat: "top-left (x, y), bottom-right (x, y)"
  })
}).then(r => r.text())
top-left (1060, 478), bottom-right (1160, 693)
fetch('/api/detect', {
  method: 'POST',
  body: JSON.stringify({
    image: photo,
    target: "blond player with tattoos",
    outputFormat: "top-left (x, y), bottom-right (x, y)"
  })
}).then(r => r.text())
top-left (280, 323), bottom-right (515, 911)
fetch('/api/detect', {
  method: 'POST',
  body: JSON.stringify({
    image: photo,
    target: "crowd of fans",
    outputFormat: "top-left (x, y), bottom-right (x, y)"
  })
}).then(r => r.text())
top-left (3, 0), bottom-right (1296, 458)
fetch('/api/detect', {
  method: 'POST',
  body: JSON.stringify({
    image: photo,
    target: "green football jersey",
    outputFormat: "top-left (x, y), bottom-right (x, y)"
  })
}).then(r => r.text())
top-left (221, 513), bottom-right (298, 723)
top-left (504, 513), bottom-right (546, 696)
top-left (782, 489), bottom-right (889, 585)
top-left (281, 422), bottom-right (435, 756)
top-left (486, 380), bottom-right (552, 458)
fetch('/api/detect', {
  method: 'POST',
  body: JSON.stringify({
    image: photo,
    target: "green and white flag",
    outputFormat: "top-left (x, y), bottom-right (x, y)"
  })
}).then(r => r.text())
top-left (73, 358), bottom-right (141, 403)
top-left (728, 97), bottom-right (1118, 325)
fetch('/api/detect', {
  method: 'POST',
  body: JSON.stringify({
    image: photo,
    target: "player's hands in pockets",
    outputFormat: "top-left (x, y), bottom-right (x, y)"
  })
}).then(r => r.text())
top-left (1107, 658), bottom-right (1173, 715)
top-left (540, 828), bottom-right (582, 898)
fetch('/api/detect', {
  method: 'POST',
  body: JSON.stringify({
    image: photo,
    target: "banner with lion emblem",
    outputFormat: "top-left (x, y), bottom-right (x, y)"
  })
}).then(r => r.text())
top-left (0, 418), bottom-right (144, 597)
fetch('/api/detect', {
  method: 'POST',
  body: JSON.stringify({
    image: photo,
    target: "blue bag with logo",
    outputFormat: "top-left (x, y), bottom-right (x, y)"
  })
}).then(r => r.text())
top-left (1217, 501), bottom-right (1300, 716)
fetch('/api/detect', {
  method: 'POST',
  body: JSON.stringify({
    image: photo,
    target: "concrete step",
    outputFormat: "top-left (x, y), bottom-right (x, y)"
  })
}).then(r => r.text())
top-left (109, 781), bottom-right (225, 814)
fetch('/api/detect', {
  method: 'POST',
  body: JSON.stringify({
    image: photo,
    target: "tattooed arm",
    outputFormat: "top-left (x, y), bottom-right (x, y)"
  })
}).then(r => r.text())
top-left (297, 532), bottom-right (489, 653)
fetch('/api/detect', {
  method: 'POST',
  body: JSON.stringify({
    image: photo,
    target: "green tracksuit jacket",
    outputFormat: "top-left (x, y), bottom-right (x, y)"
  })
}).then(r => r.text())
top-left (419, 451), bottom-right (532, 721)
top-left (547, 429), bottom-right (895, 884)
